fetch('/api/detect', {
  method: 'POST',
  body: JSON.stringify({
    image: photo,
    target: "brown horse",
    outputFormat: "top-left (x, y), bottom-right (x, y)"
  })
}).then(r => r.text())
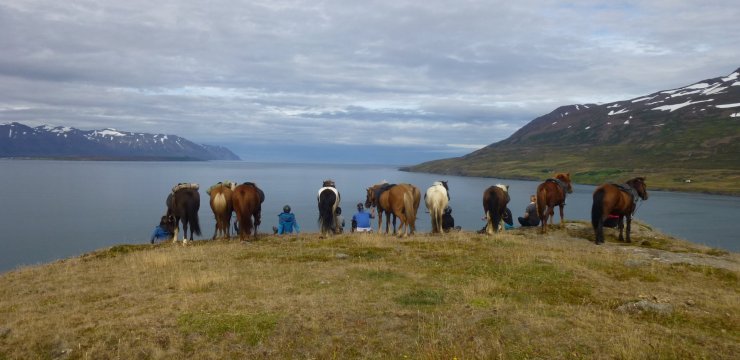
top-left (208, 181), bottom-right (236, 240)
top-left (592, 177), bottom-right (649, 244)
top-left (232, 182), bottom-right (265, 241)
top-left (482, 184), bottom-right (510, 234)
top-left (535, 173), bottom-right (573, 233)
top-left (365, 182), bottom-right (419, 237)
top-left (166, 184), bottom-right (201, 244)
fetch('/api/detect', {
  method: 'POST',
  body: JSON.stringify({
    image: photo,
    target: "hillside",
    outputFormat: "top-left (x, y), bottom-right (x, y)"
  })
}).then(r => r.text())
top-left (0, 224), bottom-right (738, 358)
top-left (0, 122), bottom-right (240, 161)
top-left (405, 68), bottom-right (740, 195)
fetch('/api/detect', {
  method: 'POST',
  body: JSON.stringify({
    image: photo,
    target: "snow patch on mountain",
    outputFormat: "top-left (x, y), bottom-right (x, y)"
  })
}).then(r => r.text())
top-left (715, 103), bottom-right (740, 108)
top-left (608, 108), bottom-right (629, 116)
top-left (652, 99), bottom-right (714, 112)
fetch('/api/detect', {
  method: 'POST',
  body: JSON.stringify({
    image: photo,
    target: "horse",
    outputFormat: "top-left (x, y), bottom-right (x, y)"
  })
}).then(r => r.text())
top-left (425, 181), bottom-right (449, 234)
top-left (232, 182), bottom-right (265, 240)
top-left (591, 177), bottom-right (649, 244)
top-left (482, 184), bottom-right (510, 234)
top-left (535, 173), bottom-right (573, 233)
top-left (208, 181), bottom-right (236, 240)
top-left (318, 179), bottom-right (340, 237)
top-left (365, 182), bottom-right (419, 237)
top-left (166, 184), bottom-right (201, 244)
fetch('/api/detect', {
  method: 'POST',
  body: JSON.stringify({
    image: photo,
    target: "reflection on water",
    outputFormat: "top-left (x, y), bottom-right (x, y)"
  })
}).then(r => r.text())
top-left (0, 160), bottom-right (737, 272)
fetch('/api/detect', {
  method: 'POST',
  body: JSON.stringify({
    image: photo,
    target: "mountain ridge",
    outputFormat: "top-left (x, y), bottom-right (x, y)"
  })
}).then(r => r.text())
top-left (0, 122), bottom-right (240, 161)
top-left (405, 67), bottom-right (740, 195)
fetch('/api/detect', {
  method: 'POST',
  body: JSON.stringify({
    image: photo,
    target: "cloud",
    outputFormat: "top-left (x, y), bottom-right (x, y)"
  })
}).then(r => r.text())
top-left (1, 0), bottom-right (738, 162)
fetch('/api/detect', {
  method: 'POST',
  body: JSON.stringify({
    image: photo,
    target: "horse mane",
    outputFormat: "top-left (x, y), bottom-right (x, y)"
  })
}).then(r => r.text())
top-left (323, 179), bottom-right (336, 188)
top-left (495, 184), bottom-right (508, 192)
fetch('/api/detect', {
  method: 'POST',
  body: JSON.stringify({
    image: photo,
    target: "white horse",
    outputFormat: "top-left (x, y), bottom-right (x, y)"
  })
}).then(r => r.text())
top-left (424, 181), bottom-right (449, 234)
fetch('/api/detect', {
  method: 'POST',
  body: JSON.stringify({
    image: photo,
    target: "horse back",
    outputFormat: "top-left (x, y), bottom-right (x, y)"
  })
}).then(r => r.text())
top-left (595, 184), bottom-right (633, 215)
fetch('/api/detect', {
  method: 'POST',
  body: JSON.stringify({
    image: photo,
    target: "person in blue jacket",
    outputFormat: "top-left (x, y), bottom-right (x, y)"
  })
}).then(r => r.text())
top-left (150, 215), bottom-right (175, 244)
top-left (276, 205), bottom-right (300, 234)
top-left (351, 202), bottom-right (375, 232)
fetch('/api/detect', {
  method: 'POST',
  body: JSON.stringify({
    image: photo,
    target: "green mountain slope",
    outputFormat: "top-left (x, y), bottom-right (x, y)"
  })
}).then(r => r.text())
top-left (405, 68), bottom-right (740, 195)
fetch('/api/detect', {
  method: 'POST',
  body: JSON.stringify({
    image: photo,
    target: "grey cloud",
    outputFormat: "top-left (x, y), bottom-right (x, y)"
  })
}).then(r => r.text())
top-left (1, 0), bottom-right (738, 162)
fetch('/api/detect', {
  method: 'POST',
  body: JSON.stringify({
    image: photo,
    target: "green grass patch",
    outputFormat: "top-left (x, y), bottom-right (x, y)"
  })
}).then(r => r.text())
top-left (352, 269), bottom-right (405, 282)
top-left (502, 262), bottom-right (593, 305)
top-left (395, 289), bottom-right (445, 306)
top-left (177, 312), bottom-right (279, 345)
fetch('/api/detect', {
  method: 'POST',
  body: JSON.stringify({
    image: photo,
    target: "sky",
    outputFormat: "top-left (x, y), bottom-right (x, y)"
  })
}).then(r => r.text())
top-left (1, 1), bottom-right (739, 164)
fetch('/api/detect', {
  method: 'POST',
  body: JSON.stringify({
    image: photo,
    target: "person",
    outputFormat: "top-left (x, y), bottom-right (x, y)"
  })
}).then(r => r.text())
top-left (502, 207), bottom-right (514, 230)
top-left (442, 206), bottom-right (461, 232)
top-left (518, 195), bottom-right (540, 227)
top-left (276, 205), bottom-right (300, 234)
top-left (351, 202), bottom-right (375, 232)
top-left (335, 207), bottom-right (345, 234)
top-left (150, 215), bottom-right (175, 244)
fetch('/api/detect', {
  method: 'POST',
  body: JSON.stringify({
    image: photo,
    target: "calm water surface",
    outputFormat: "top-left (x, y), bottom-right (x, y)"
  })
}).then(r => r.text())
top-left (0, 160), bottom-right (737, 273)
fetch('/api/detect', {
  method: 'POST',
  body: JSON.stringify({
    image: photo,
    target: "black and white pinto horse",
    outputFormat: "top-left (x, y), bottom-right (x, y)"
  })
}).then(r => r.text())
top-left (317, 179), bottom-right (340, 237)
top-left (166, 183), bottom-right (201, 244)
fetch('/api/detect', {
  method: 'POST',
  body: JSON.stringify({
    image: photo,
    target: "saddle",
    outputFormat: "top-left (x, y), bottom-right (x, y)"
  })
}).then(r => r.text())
top-left (206, 180), bottom-right (236, 195)
top-left (374, 183), bottom-right (396, 211)
top-left (614, 183), bottom-right (639, 206)
top-left (546, 178), bottom-right (568, 198)
top-left (240, 182), bottom-right (265, 203)
top-left (172, 182), bottom-right (199, 193)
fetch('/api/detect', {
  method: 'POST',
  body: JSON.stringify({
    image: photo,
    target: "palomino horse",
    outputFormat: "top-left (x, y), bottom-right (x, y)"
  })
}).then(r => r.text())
top-left (166, 183), bottom-right (201, 244)
top-left (208, 181), bottom-right (236, 240)
top-left (365, 182), bottom-right (420, 236)
top-left (425, 181), bottom-right (449, 234)
top-left (318, 180), bottom-right (340, 237)
top-left (592, 177), bottom-right (648, 245)
top-left (536, 173), bottom-right (573, 233)
top-left (482, 184), bottom-right (510, 234)
top-left (232, 182), bottom-right (265, 240)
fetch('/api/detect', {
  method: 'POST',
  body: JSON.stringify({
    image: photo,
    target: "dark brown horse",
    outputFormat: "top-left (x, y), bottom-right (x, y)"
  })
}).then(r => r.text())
top-left (592, 177), bottom-right (649, 244)
top-left (166, 184), bottom-right (201, 244)
top-left (232, 182), bottom-right (265, 241)
top-left (536, 173), bottom-right (573, 233)
top-left (365, 182), bottom-right (419, 237)
top-left (482, 184), bottom-right (510, 234)
top-left (208, 182), bottom-right (236, 240)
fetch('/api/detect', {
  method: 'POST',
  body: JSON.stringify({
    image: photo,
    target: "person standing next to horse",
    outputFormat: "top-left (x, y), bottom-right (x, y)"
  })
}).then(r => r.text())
top-left (518, 195), bottom-right (541, 227)
top-left (351, 202), bottom-right (375, 232)
top-left (276, 205), bottom-right (300, 234)
top-left (334, 207), bottom-right (345, 233)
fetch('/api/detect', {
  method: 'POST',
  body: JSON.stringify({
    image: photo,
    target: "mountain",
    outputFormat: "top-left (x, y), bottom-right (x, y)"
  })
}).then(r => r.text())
top-left (0, 123), bottom-right (240, 161)
top-left (405, 67), bottom-right (740, 195)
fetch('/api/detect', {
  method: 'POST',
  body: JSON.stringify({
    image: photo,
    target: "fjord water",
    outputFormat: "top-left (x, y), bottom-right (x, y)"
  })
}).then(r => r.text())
top-left (0, 160), bottom-right (737, 273)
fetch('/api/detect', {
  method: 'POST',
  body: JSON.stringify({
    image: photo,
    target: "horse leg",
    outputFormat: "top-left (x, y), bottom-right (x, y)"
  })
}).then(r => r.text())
top-left (540, 206), bottom-right (548, 233)
top-left (172, 220), bottom-right (180, 243)
top-left (212, 217), bottom-right (219, 240)
top-left (559, 204), bottom-right (565, 227)
top-left (595, 218), bottom-right (604, 244)
top-left (625, 215), bottom-right (632, 243)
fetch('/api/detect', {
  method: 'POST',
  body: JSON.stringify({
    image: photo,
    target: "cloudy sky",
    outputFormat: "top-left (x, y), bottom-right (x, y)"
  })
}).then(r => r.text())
top-left (1, 1), bottom-right (738, 164)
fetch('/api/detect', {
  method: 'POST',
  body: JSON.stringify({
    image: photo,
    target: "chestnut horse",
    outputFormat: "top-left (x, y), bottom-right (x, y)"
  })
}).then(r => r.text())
top-left (365, 182), bottom-right (419, 237)
top-left (318, 180), bottom-right (340, 237)
top-left (424, 181), bottom-right (449, 234)
top-left (483, 184), bottom-right (510, 234)
top-left (208, 181), bottom-right (236, 240)
top-left (591, 177), bottom-right (648, 244)
top-left (536, 173), bottom-right (573, 233)
top-left (232, 182), bottom-right (265, 240)
top-left (166, 184), bottom-right (201, 244)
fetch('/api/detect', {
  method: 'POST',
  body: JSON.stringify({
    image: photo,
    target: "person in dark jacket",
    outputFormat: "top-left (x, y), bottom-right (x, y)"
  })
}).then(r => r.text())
top-left (442, 206), bottom-right (461, 232)
top-left (518, 195), bottom-right (541, 227)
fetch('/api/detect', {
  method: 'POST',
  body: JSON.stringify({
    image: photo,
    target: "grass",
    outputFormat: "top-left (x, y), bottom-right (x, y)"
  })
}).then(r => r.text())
top-left (406, 144), bottom-right (740, 195)
top-left (0, 226), bottom-right (738, 359)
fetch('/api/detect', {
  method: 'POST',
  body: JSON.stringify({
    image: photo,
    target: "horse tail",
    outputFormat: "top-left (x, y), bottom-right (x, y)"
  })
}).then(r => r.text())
top-left (592, 188), bottom-right (605, 231)
top-left (213, 193), bottom-right (227, 215)
top-left (536, 184), bottom-right (547, 222)
top-left (188, 197), bottom-right (202, 237)
top-left (318, 190), bottom-right (336, 234)
top-left (403, 191), bottom-right (415, 231)
top-left (486, 189), bottom-right (498, 232)
top-left (234, 193), bottom-right (254, 237)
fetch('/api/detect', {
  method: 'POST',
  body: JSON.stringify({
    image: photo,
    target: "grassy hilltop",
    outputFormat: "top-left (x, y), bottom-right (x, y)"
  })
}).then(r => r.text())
top-left (0, 223), bottom-right (738, 359)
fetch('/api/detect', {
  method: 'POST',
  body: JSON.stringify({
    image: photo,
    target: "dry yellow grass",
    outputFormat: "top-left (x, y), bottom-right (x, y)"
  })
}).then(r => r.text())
top-left (0, 223), bottom-right (738, 359)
